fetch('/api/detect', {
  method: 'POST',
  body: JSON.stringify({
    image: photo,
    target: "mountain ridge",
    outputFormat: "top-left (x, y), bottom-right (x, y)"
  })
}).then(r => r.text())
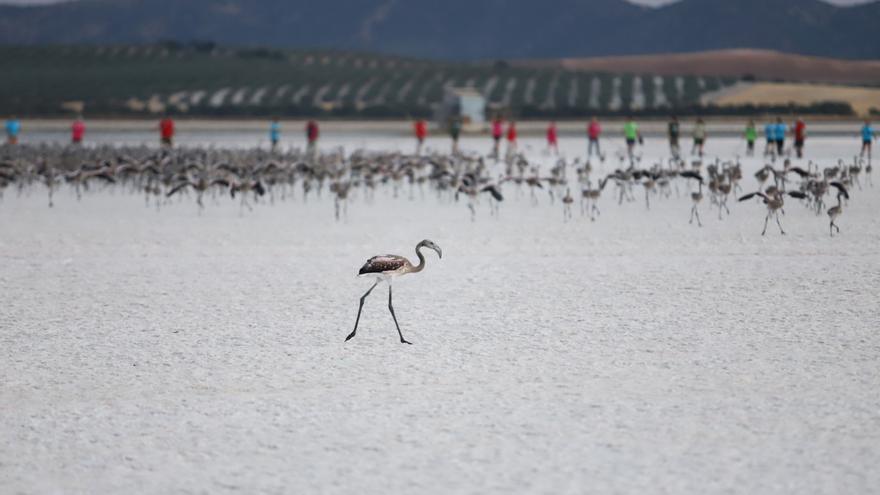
top-left (0, 0), bottom-right (878, 60)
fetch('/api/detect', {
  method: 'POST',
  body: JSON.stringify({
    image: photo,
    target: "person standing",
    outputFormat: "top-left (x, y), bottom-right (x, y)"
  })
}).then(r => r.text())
top-left (71, 115), bottom-right (85, 145)
top-left (414, 118), bottom-right (427, 155)
top-left (506, 121), bottom-right (518, 156)
top-left (692, 118), bottom-right (707, 157)
top-left (744, 119), bottom-right (757, 156)
top-left (449, 117), bottom-right (462, 154)
top-left (306, 119), bottom-right (320, 157)
top-left (587, 117), bottom-right (601, 159)
top-left (764, 121), bottom-right (775, 157)
top-left (793, 117), bottom-right (806, 159)
top-left (546, 121), bottom-right (559, 155)
top-left (668, 116), bottom-right (681, 158)
top-left (861, 120), bottom-right (875, 159)
top-left (159, 115), bottom-right (175, 147)
top-left (5, 116), bottom-right (21, 145)
top-left (269, 117), bottom-right (281, 151)
top-left (623, 117), bottom-right (640, 160)
top-left (774, 117), bottom-right (787, 156)
top-left (491, 115), bottom-right (503, 158)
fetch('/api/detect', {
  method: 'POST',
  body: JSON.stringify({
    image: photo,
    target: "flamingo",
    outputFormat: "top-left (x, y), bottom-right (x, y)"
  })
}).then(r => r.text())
top-left (562, 188), bottom-right (574, 221)
top-left (456, 183), bottom-right (503, 221)
top-left (166, 176), bottom-right (230, 211)
top-left (346, 239), bottom-right (442, 345)
top-left (827, 182), bottom-right (849, 236)
top-left (738, 190), bottom-right (808, 235)
top-left (581, 178), bottom-right (608, 221)
top-left (680, 171), bottom-right (704, 227)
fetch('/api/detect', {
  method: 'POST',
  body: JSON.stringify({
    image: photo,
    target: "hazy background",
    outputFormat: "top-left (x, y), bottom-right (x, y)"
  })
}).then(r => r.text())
top-left (1, 0), bottom-right (878, 118)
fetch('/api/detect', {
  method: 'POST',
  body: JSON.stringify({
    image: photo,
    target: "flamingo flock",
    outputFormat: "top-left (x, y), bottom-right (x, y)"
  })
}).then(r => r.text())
top-left (0, 143), bottom-right (870, 236)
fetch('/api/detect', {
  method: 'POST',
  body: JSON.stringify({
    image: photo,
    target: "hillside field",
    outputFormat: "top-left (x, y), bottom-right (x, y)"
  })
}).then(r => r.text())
top-left (0, 45), bottom-right (866, 118)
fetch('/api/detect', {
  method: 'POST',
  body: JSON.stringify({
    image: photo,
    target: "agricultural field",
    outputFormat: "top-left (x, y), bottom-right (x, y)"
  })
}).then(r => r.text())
top-left (0, 44), bottom-right (742, 118)
top-left (710, 82), bottom-right (880, 117)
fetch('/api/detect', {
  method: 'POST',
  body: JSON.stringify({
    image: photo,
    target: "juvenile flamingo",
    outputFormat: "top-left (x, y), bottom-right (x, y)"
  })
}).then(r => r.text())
top-left (827, 182), bottom-right (849, 236)
top-left (346, 239), bottom-right (442, 345)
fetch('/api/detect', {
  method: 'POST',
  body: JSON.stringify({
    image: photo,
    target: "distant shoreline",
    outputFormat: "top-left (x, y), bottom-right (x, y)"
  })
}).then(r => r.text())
top-left (16, 118), bottom-right (871, 138)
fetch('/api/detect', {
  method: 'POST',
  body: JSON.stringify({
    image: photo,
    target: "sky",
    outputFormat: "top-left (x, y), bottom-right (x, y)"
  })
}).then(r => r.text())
top-left (0, 0), bottom-right (875, 4)
top-left (631, 0), bottom-right (873, 4)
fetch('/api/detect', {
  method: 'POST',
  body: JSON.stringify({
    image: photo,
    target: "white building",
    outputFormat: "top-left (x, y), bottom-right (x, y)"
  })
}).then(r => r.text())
top-left (436, 87), bottom-right (486, 126)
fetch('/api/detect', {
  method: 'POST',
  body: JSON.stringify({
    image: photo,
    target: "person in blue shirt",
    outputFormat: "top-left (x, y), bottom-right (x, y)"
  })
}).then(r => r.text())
top-left (5, 116), bottom-right (21, 145)
top-left (862, 120), bottom-right (875, 159)
top-left (764, 121), bottom-right (775, 157)
top-left (269, 117), bottom-right (281, 151)
top-left (774, 117), bottom-right (787, 156)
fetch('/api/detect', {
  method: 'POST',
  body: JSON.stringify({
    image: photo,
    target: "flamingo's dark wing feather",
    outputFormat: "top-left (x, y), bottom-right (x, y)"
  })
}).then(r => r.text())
top-left (680, 170), bottom-right (703, 182)
top-left (787, 191), bottom-right (808, 199)
top-left (481, 185), bottom-right (504, 202)
top-left (788, 167), bottom-right (810, 178)
top-left (166, 182), bottom-right (191, 197)
top-left (738, 192), bottom-right (764, 202)
top-left (829, 181), bottom-right (850, 199)
top-left (358, 255), bottom-right (407, 276)
top-left (92, 172), bottom-right (116, 183)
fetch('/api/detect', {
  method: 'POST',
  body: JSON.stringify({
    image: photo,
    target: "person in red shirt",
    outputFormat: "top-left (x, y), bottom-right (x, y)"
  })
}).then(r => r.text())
top-left (587, 117), bottom-right (602, 159)
top-left (793, 117), bottom-right (806, 158)
top-left (491, 115), bottom-right (504, 159)
top-left (414, 119), bottom-right (427, 155)
top-left (546, 121), bottom-right (558, 155)
top-left (159, 116), bottom-right (175, 147)
top-left (306, 120), bottom-right (319, 156)
top-left (506, 121), bottom-right (518, 156)
top-left (71, 115), bottom-right (85, 145)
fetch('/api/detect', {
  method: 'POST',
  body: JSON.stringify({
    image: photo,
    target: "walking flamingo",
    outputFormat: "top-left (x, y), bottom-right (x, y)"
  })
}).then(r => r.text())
top-left (827, 182), bottom-right (849, 236)
top-left (562, 188), bottom-right (574, 221)
top-left (738, 189), bottom-right (808, 235)
top-left (345, 239), bottom-right (442, 345)
top-left (581, 178), bottom-right (608, 221)
top-left (680, 170), bottom-right (704, 227)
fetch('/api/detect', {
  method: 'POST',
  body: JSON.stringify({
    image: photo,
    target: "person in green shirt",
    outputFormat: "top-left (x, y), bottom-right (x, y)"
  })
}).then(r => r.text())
top-left (624, 117), bottom-right (640, 159)
top-left (449, 117), bottom-right (462, 154)
top-left (744, 119), bottom-right (757, 156)
top-left (691, 118), bottom-right (707, 157)
top-left (668, 116), bottom-right (680, 158)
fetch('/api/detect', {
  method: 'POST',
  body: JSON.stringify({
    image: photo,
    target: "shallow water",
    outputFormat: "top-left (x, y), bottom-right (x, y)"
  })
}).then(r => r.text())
top-left (1, 133), bottom-right (878, 494)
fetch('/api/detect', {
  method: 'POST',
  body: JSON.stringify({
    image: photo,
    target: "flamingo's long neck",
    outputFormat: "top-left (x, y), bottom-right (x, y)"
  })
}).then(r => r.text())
top-left (411, 245), bottom-right (427, 273)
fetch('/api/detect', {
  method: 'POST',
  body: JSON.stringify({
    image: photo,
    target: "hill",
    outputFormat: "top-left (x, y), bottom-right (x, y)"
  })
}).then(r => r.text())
top-left (0, 0), bottom-right (878, 60)
top-left (707, 82), bottom-right (880, 116)
top-left (0, 45), bottom-right (863, 118)
top-left (517, 50), bottom-right (880, 86)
